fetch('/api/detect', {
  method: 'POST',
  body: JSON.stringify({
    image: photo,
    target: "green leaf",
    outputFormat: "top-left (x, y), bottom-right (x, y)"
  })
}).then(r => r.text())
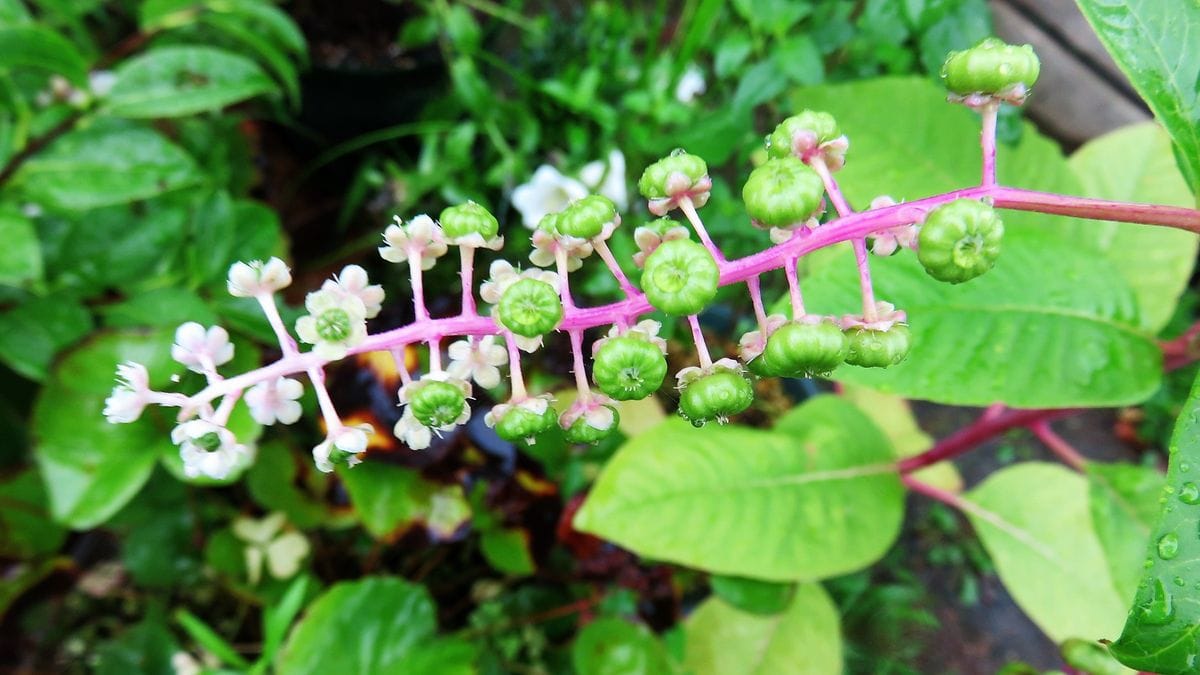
top-left (0, 0), bottom-right (33, 25)
top-left (1065, 123), bottom-right (1198, 332)
top-left (0, 296), bottom-right (92, 380)
top-left (1109, 372), bottom-right (1200, 673)
top-left (709, 575), bottom-right (797, 616)
top-left (571, 617), bottom-right (676, 675)
top-left (0, 25), bottom-right (88, 86)
top-left (840, 384), bottom-right (960, 492)
top-left (801, 241), bottom-right (1161, 407)
top-left (199, 12), bottom-right (301, 104)
top-left (106, 45), bottom-right (277, 118)
top-left (966, 462), bottom-right (1128, 643)
top-left (11, 119), bottom-right (203, 211)
top-left (245, 443), bottom-right (331, 529)
top-left (0, 207), bottom-right (41, 289)
top-left (339, 462), bottom-right (471, 541)
top-left (276, 577), bottom-right (475, 674)
top-left (479, 528), bottom-right (535, 576)
top-left (1088, 462), bottom-right (1164, 603)
top-left (101, 287), bottom-right (217, 329)
top-left (95, 606), bottom-right (180, 675)
top-left (31, 330), bottom-right (175, 528)
top-left (175, 608), bottom-right (251, 669)
top-left (1076, 0), bottom-right (1200, 196)
top-left (0, 468), bottom-right (67, 557)
top-left (683, 583), bottom-right (841, 674)
top-left (575, 396), bottom-right (904, 581)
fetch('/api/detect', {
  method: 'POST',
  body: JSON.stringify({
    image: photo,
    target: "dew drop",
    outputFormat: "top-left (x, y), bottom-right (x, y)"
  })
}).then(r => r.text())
top-left (1145, 557), bottom-right (1155, 569)
top-left (1182, 462), bottom-right (1192, 473)
top-left (1175, 576), bottom-right (1186, 587)
top-left (1180, 482), bottom-right (1200, 505)
top-left (1139, 578), bottom-right (1175, 625)
top-left (1159, 532), bottom-right (1181, 560)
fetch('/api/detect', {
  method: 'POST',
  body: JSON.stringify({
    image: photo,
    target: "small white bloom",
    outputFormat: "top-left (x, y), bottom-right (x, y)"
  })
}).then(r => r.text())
top-left (579, 149), bottom-right (628, 210)
top-left (312, 424), bottom-right (372, 472)
top-left (393, 408), bottom-right (433, 450)
top-left (172, 419), bottom-right (249, 480)
top-left (171, 652), bottom-right (202, 675)
top-left (103, 362), bottom-right (151, 423)
top-left (232, 512), bottom-right (310, 584)
top-left (841, 301), bottom-right (907, 331)
top-left (171, 322), bottom-right (235, 373)
top-left (227, 257), bottom-right (292, 297)
top-left (529, 225), bottom-right (592, 271)
top-left (738, 314), bottom-right (788, 362)
top-left (632, 220), bottom-right (691, 268)
top-left (447, 336), bottom-right (508, 389)
top-left (88, 70), bottom-right (117, 98)
top-left (675, 65), bottom-right (706, 103)
top-left (479, 260), bottom-right (560, 305)
top-left (379, 214), bottom-right (450, 268)
top-left (484, 393), bottom-right (554, 428)
top-left (511, 165), bottom-right (589, 229)
top-left (294, 289), bottom-right (368, 360)
top-left (245, 377), bottom-right (304, 425)
top-left (322, 264), bottom-right (385, 319)
top-left (560, 393), bottom-right (618, 431)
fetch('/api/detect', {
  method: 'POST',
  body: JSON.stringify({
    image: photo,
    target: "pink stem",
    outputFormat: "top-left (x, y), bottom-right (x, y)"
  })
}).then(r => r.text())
top-left (898, 407), bottom-right (1078, 474)
top-left (810, 155), bottom-right (876, 320)
top-left (503, 331), bottom-right (527, 400)
top-left (1029, 421), bottom-right (1088, 471)
top-left (688, 314), bottom-right (713, 368)
top-left (592, 237), bottom-right (638, 298)
top-left (747, 275), bottom-right (768, 329)
top-left (783, 256), bottom-right (805, 318)
top-left (408, 250), bottom-right (429, 322)
top-left (307, 366), bottom-right (342, 431)
top-left (569, 329), bottom-right (590, 398)
top-left (678, 196), bottom-right (725, 262)
top-left (255, 293), bottom-right (299, 356)
top-left (980, 101), bottom-right (999, 187)
top-left (428, 336), bottom-right (442, 373)
top-left (459, 246), bottom-right (477, 317)
top-left (392, 347), bottom-right (412, 386)
top-left (554, 247), bottom-right (577, 312)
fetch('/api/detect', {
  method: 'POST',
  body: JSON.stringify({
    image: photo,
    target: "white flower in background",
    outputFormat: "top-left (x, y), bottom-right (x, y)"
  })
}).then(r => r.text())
top-left (447, 336), bottom-right (508, 389)
top-left (227, 257), bottom-right (292, 297)
top-left (170, 652), bottom-right (202, 675)
top-left (171, 419), bottom-right (250, 480)
top-left (511, 165), bottom-right (589, 229)
top-left (312, 424), bottom-right (372, 473)
top-left (103, 362), bottom-right (151, 423)
top-left (294, 289), bottom-right (368, 360)
top-left (675, 64), bottom-right (706, 103)
top-left (232, 512), bottom-right (310, 584)
top-left (245, 377), bottom-right (304, 425)
top-left (579, 149), bottom-right (628, 210)
top-left (88, 70), bottom-right (117, 98)
top-left (379, 215), bottom-right (449, 269)
top-left (171, 322), bottom-right (234, 373)
top-left (322, 264), bottom-right (384, 319)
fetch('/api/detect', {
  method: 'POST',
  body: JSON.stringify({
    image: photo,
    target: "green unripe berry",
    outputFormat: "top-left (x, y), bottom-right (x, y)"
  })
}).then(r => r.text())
top-left (440, 201), bottom-right (500, 241)
top-left (678, 371), bottom-right (755, 426)
top-left (494, 405), bottom-right (558, 443)
top-left (844, 324), bottom-right (911, 369)
top-left (638, 150), bottom-right (708, 199)
top-left (537, 211), bottom-right (562, 235)
top-left (762, 321), bottom-right (848, 378)
top-left (742, 157), bottom-right (825, 228)
top-left (766, 111), bottom-right (840, 159)
top-left (941, 38), bottom-right (1040, 96)
top-left (641, 239), bottom-right (719, 316)
top-left (497, 278), bottom-right (563, 338)
top-left (563, 406), bottom-right (620, 444)
top-left (592, 336), bottom-right (669, 400)
top-left (744, 354), bottom-right (775, 377)
top-left (918, 199), bottom-right (1004, 283)
top-left (559, 195), bottom-right (617, 239)
top-left (409, 381), bottom-right (467, 427)
top-left (315, 308), bottom-right (352, 341)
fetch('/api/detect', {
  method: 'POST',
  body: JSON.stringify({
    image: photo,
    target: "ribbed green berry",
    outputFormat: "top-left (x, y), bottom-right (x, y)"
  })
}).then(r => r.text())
top-left (440, 201), bottom-right (500, 241)
top-left (744, 354), bottom-right (775, 377)
top-left (844, 324), bottom-right (911, 368)
top-left (941, 38), bottom-right (1040, 96)
top-left (497, 278), bottom-right (563, 338)
top-left (638, 150), bottom-right (708, 199)
top-left (537, 211), bottom-right (562, 235)
top-left (678, 371), bottom-right (754, 426)
top-left (639, 217), bottom-right (687, 239)
top-left (918, 199), bottom-right (1004, 283)
top-left (559, 195), bottom-right (617, 239)
top-left (494, 405), bottom-right (558, 442)
top-left (742, 157), bottom-right (825, 228)
top-left (762, 321), bottom-right (848, 378)
top-left (409, 381), bottom-right (467, 427)
top-left (592, 336), bottom-right (668, 400)
top-left (641, 239), bottom-right (719, 316)
top-left (766, 111), bottom-right (840, 159)
top-left (563, 406), bottom-right (620, 444)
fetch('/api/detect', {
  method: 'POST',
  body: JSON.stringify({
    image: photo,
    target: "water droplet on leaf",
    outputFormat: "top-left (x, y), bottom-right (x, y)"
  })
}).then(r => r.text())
top-left (1180, 482), bottom-right (1200, 504)
top-left (1158, 532), bottom-right (1180, 560)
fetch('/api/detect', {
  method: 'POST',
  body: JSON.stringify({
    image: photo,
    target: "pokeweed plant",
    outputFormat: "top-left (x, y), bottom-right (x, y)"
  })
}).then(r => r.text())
top-left (99, 34), bottom-right (1200, 672)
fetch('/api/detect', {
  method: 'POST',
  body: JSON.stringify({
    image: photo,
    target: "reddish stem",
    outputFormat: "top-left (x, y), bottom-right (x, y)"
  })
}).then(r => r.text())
top-left (1029, 421), bottom-right (1088, 471)
top-left (980, 101), bottom-right (999, 187)
top-left (898, 407), bottom-right (1078, 474)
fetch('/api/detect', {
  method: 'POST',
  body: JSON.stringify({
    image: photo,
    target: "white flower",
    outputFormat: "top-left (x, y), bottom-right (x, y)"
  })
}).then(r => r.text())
top-left (447, 336), bottom-right (508, 389)
top-left (227, 257), bottom-right (292, 297)
top-left (88, 71), bottom-right (117, 98)
top-left (579, 149), bottom-right (628, 210)
top-left (171, 323), bottom-right (234, 374)
top-left (511, 165), bottom-right (589, 229)
top-left (322, 264), bottom-right (384, 319)
top-left (738, 314), bottom-right (788, 362)
top-left (484, 394), bottom-right (554, 428)
top-left (294, 289), bottom-right (368, 360)
top-left (171, 420), bottom-right (250, 480)
top-left (675, 64), bottom-right (706, 103)
top-left (479, 260), bottom-right (560, 305)
top-left (312, 424), bottom-right (372, 473)
top-left (245, 377), bottom-right (304, 425)
top-left (560, 394), bottom-right (618, 432)
top-left (103, 362), bottom-right (151, 423)
top-left (393, 408), bottom-right (433, 450)
top-left (232, 512), bottom-right (310, 584)
top-left (379, 215), bottom-right (450, 269)
top-left (171, 652), bottom-right (202, 675)
top-left (393, 373), bottom-right (473, 451)
top-left (529, 225), bottom-right (592, 271)
top-left (632, 220), bottom-right (691, 268)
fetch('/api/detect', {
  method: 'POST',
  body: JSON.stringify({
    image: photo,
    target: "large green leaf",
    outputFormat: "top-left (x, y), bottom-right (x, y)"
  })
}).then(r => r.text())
top-left (0, 468), bottom-right (67, 557)
top-left (1088, 462), bottom-right (1164, 604)
top-left (276, 577), bottom-right (475, 675)
top-left (571, 618), bottom-right (676, 675)
top-left (683, 583), bottom-right (841, 675)
top-left (967, 463), bottom-right (1128, 643)
top-left (106, 46), bottom-right (277, 118)
top-left (0, 25), bottom-right (88, 85)
top-left (1109, 372), bottom-right (1200, 673)
top-left (339, 462), bottom-right (471, 541)
top-left (10, 119), bottom-right (203, 211)
top-left (802, 241), bottom-right (1160, 407)
top-left (574, 396), bottom-right (904, 581)
top-left (1076, 0), bottom-right (1200, 197)
top-left (32, 330), bottom-right (175, 528)
top-left (1064, 123), bottom-right (1198, 332)
top-left (0, 207), bottom-right (41, 289)
top-left (0, 295), bottom-right (92, 380)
